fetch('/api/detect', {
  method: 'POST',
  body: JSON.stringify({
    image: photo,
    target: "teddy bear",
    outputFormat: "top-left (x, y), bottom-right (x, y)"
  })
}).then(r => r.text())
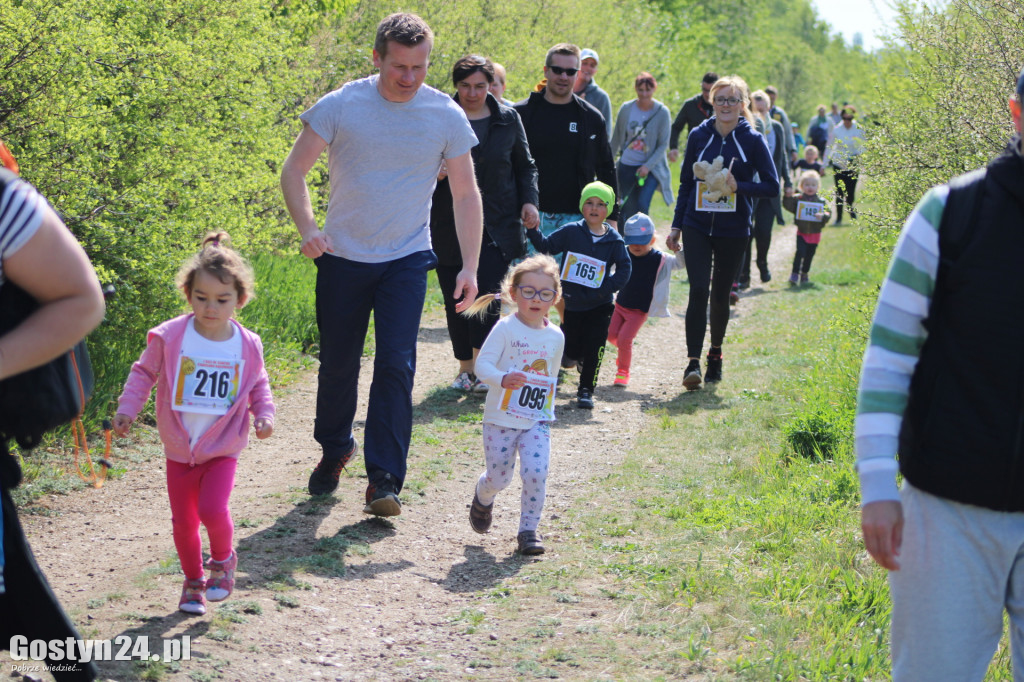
top-left (692, 155), bottom-right (732, 203)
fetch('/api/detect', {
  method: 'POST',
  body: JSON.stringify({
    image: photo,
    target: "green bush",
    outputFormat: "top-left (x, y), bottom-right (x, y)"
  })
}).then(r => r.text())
top-left (784, 410), bottom-right (844, 461)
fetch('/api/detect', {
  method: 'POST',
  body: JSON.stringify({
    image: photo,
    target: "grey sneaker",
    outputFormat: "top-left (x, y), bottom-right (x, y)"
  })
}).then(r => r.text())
top-left (576, 388), bottom-right (594, 409)
top-left (363, 474), bottom-right (402, 516)
top-left (682, 359), bottom-right (702, 391)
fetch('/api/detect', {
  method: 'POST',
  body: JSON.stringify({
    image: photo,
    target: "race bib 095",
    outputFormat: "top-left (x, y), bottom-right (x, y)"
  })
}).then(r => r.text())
top-left (499, 373), bottom-right (557, 422)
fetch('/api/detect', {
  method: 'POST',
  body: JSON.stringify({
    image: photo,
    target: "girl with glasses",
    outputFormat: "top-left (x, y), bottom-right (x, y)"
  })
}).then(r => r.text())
top-left (611, 72), bottom-right (676, 225)
top-left (665, 75), bottom-right (780, 390)
top-left (461, 254), bottom-right (564, 555)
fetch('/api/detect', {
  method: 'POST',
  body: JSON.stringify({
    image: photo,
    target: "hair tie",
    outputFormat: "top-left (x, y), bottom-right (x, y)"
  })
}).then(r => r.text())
top-left (493, 292), bottom-right (501, 301)
top-left (211, 240), bottom-right (220, 247)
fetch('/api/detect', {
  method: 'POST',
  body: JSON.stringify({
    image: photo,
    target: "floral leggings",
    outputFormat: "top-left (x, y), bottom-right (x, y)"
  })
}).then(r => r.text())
top-left (476, 421), bottom-right (551, 533)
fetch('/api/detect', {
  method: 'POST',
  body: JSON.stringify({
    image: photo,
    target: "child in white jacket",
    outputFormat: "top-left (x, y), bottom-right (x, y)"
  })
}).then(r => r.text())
top-left (607, 213), bottom-right (686, 386)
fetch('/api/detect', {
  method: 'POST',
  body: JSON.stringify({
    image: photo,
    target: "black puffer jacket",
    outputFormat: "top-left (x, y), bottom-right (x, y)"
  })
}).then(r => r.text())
top-left (430, 93), bottom-right (539, 266)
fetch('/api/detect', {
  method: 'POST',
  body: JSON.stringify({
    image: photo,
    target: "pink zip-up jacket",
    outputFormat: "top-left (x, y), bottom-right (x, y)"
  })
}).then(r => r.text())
top-left (117, 314), bottom-right (275, 466)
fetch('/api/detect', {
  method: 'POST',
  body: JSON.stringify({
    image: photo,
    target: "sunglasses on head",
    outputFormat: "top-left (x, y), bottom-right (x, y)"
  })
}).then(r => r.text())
top-left (637, 79), bottom-right (654, 88)
top-left (547, 65), bottom-right (578, 77)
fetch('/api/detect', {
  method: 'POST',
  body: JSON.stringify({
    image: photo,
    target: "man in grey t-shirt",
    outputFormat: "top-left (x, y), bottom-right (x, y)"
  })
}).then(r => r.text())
top-left (281, 12), bottom-right (483, 516)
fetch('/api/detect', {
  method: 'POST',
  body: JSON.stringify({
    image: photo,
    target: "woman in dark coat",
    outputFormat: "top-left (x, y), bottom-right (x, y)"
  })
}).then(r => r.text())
top-left (430, 55), bottom-right (539, 392)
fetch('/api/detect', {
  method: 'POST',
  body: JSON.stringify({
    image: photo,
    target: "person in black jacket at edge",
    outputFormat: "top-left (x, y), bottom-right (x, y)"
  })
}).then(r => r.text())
top-left (0, 149), bottom-right (105, 681)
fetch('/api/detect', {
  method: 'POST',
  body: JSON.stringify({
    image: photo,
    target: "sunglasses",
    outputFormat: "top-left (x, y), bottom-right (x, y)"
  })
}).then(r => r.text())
top-left (547, 65), bottom-right (579, 77)
top-left (517, 285), bottom-right (557, 302)
top-left (842, 116), bottom-right (854, 121)
top-left (637, 79), bottom-right (655, 88)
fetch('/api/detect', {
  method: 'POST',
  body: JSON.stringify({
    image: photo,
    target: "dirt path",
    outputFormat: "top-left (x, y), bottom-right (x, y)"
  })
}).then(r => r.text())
top-left (5, 225), bottom-right (799, 682)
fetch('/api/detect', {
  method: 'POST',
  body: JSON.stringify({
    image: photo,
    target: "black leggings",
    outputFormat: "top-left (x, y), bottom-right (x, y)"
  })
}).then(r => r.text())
top-left (792, 235), bottom-right (818, 274)
top-left (682, 226), bottom-right (748, 358)
top-left (562, 302), bottom-right (615, 392)
top-left (833, 168), bottom-right (858, 221)
top-left (436, 241), bottom-right (510, 360)
top-left (740, 198), bottom-right (775, 283)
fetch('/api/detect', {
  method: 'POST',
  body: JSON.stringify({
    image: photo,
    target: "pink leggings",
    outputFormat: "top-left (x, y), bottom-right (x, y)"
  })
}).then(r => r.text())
top-left (166, 457), bottom-right (237, 581)
top-left (607, 303), bottom-right (649, 373)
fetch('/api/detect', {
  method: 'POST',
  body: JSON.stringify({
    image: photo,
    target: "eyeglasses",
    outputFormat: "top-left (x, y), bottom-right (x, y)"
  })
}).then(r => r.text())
top-left (547, 65), bottom-right (579, 77)
top-left (714, 97), bottom-right (741, 106)
top-left (517, 285), bottom-right (557, 302)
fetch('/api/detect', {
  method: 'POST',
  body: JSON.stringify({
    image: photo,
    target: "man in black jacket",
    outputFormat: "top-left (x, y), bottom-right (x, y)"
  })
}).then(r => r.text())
top-left (514, 42), bottom-right (618, 338)
top-left (668, 71), bottom-right (717, 163)
top-left (514, 43), bottom-right (618, 236)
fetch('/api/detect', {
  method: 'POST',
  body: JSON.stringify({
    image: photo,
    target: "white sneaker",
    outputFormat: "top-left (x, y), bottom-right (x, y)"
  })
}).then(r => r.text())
top-left (451, 372), bottom-right (474, 391)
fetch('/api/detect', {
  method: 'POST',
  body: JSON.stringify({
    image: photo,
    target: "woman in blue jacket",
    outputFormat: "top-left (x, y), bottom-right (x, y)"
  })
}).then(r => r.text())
top-left (666, 76), bottom-right (779, 390)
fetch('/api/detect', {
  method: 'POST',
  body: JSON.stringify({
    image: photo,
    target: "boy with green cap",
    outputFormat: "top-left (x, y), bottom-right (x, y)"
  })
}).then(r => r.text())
top-left (527, 181), bottom-right (631, 408)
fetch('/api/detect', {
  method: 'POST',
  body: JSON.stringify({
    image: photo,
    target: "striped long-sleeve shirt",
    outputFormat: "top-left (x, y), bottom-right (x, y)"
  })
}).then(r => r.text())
top-left (855, 185), bottom-right (949, 505)
top-left (0, 175), bottom-right (45, 286)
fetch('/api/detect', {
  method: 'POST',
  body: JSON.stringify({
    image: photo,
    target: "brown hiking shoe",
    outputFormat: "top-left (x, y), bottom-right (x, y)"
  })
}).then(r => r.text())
top-left (308, 440), bottom-right (358, 496)
top-left (469, 492), bottom-right (493, 534)
top-left (517, 530), bottom-right (545, 555)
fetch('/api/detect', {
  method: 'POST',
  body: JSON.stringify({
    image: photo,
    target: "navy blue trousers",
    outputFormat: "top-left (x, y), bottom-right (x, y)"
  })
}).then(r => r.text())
top-left (314, 250), bottom-right (436, 491)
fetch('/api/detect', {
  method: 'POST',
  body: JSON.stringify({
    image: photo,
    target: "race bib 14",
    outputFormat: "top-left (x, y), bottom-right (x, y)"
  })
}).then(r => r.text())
top-left (797, 200), bottom-right (826, 222)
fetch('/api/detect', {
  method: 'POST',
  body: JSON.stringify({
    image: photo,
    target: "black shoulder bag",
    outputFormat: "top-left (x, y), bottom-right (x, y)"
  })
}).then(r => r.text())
top-left (0, 168), bottom-right (93, 449)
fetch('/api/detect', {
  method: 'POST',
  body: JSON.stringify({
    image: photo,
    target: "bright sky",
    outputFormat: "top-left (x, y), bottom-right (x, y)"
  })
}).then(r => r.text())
top-left (810, 0), bottom-right (901, 52)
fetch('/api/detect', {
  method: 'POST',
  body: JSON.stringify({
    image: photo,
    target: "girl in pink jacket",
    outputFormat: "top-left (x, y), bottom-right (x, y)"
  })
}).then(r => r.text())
top-left (113, 232), bottom-right (275, 615)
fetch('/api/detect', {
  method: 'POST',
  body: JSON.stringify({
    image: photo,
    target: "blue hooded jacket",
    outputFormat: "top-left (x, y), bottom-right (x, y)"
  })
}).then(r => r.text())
top-left (527, 220), bottom-right (631, 312)
top-left (671, 117), bottom-right (780, 238)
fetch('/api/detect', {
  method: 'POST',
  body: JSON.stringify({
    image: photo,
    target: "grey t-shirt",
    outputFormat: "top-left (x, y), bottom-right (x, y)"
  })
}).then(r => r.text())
top-left (301, 75), bottom-right (477, 263)
top-left (619, 104), bottom-right (656, 166)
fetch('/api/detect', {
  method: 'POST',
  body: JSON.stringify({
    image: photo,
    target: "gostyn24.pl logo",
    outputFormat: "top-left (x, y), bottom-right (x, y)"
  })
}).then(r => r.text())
top-left (9, 635), bottom-right (191, 664)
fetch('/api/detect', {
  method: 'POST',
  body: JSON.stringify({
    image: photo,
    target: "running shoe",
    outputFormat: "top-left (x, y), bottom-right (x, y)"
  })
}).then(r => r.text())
top-left (683, 359), bottom-right (702, 391)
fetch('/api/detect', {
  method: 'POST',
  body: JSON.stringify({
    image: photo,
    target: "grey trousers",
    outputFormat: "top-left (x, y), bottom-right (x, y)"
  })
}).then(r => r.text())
top-left (890, 482), bottom-right (1024, 681)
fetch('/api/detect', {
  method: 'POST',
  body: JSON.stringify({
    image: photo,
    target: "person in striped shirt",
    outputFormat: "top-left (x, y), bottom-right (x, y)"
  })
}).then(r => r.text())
top-left (856, 66), bottom-right (1024, 680)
